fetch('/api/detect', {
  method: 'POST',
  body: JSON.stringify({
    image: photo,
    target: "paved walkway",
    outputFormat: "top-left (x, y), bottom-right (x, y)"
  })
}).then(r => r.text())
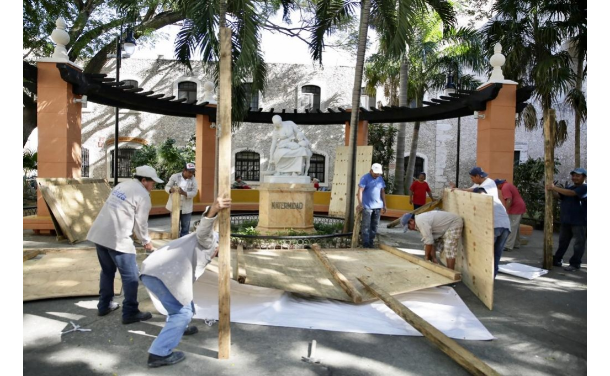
top-left (23, 217), bottom-right (587, 375)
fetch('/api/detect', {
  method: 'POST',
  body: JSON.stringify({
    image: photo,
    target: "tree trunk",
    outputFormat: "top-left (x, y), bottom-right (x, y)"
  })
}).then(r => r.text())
top-left (344, 0), bottom-right (371, 233)
top-left (394, 55), bottom-right (409, 195)
top-left (404, 94), bottom-right (422, 190)
top-left (543, 108), bottom-right (556, 269)
top-left (574, 57), bottom-right (583, 168)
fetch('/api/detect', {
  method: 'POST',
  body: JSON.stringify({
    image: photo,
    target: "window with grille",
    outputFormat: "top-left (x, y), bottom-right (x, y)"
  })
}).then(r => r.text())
top-left (124, 79), bottom-right (138, 89)
top-left (308, 153), bottom-right (326, 183)
top-left (111, 148), bottom-right (137, 178)
top-left (235, 151), bottom-right (260, 181)
top-left (81, 148), bottom-right (89, 177)
top-left (301, 85), bottom-right (321, 111)
top-left (178, 81), bottom-right (198, 103)
top-left (242, 83), bottom-right (259, 110)
top-left (404, 156), bottom-right (425, 178)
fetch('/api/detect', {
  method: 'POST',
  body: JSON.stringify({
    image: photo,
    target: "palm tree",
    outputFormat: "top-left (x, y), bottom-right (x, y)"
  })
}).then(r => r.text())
top-left (480, 0), bottom-right (575, 268)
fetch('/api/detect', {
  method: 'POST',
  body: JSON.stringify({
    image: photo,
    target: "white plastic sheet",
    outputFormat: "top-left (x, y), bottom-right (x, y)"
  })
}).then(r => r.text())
top-left (149, 270), bottom-right (494, 341)
top-left (498, 263), bottom-right (549, 280)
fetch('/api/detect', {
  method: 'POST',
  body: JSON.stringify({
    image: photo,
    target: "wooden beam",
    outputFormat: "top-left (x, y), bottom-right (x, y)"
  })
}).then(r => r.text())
top-left (171, 191), bottom-right (180, 239)
top-left (351, 209), bottom-right (362, 248)
top-left (23, 250), bottom-right (42, 262)
top-left (357, 276), bottom-right (500, 376)
top-left (217, 26), bottom-right (233, 360)
top-left (311, 244), bottom-right (363, 303)
top-left (543, 109), bottom-right (556, 270)
top-left (379, 243), bottom-right (461, 281)
top-left (237, 244), bottom-right (247, 284)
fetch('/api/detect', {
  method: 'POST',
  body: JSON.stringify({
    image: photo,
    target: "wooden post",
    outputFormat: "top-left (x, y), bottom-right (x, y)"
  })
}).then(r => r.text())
top-left (171, 190), bottom-right (181, 239)
top-left (217, 26), bottom-right (232, 360)
top-left (351, 209), bottom-right (362, 248)
top-left (542, 109), bottom-right (556, 270)
top-left (357, 276), bottom-right (500, 376)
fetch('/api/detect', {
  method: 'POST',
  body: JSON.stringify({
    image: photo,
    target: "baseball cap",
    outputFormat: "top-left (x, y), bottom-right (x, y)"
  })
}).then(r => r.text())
top-left (371, 163), bottom-right (383, 174)
top-left (469, 166), bottom-right (488, 178)
top-left (570, 168), bottom-right (587, 176)
top-left (185, 162), bottom-right (196, 171)
top-left (400, 213), bottom-right (414, 233)
top-left (135, 165), bottom-right (163, 183)
top-left (494, 179), bottom-right (506, 186)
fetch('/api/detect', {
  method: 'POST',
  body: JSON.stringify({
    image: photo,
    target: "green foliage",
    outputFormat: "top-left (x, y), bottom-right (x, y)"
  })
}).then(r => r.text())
top-left (513, 158), bottom-right (560, 224)
top-left (131, 137), bottom-right (196, 188)
top-left (368, 123), bottom-right (397, 173)
top-left (313, 222), bottom-right (344, 235)
top-left (23, 149), bottom-right (38, 174)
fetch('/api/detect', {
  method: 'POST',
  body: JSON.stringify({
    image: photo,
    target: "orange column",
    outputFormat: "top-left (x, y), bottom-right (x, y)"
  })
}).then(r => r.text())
top-left (344, 119), bottom-right (369, 146)
top-left (36, 62), bottom-right (82, 217)
top-left (475, 83), bottom-right (517, 183)
top-left (196, 112), bottom-right (217, 205)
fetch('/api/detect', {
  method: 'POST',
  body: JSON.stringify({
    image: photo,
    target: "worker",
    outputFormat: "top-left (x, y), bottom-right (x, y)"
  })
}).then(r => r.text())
top-left (165, 162), bottom-right (199, 237)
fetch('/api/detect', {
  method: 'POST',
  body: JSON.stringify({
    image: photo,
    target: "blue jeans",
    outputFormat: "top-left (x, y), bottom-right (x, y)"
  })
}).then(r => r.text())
top-left (493, 228), bottom-right (510, 278)
top-left (141, 275), bottom-right (194, 357)
top-left (554, 224), bottom-right (587, 268)
top-left (179, 212), bottom-right (192, 237)
top-left (95, 244), bottom-right (141, 318)
top-left (361, 208), bottom-right (381, 248)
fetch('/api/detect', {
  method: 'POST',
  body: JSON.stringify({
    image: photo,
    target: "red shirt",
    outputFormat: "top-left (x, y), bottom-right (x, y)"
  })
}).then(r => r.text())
top-left (501, 182), bottom-right (526, 215)
top-left (410, 181), bottom-right (431, 206)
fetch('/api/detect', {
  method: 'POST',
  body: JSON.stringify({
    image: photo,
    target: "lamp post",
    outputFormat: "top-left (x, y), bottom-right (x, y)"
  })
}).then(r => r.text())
top-left (444, 71), bottom-right (461, 187)
top-left (111, 26), bottom-right (136, 186)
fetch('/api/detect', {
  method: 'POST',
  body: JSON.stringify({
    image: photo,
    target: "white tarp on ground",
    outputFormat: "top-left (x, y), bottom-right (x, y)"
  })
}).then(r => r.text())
top-left (149, 270), bottom-right (494, 341)
top-left (498, 263), bottom-right (549, 280)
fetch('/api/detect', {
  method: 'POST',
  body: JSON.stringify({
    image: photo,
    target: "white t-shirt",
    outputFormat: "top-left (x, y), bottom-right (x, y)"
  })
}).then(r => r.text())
top-left (471, 177), bottom-right (511, 230)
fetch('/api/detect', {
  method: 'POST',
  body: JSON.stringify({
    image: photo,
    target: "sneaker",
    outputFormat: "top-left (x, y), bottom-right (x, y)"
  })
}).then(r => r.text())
top-left (122, 311), bottom-right (153, 325)
top-left (183, 326), bottom-right (198, 336)
top-left (553, 260), bottom-right (563, 267)
top-left (564, 265), bottom-right (580, 272)
top-left (147, 351), bottom-right (186, 368)
top-left (98, 301), bottom-right (120, 316)
top-left (503, 248), bottom-right (512, 252)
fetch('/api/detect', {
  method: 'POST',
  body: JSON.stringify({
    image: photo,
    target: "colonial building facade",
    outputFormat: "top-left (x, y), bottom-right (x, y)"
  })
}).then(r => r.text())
top-left (79, 58), bottom-right (587, 195)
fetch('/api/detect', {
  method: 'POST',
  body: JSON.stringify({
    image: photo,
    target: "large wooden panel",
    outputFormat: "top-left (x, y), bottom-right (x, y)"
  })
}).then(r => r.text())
top-left (329, 146), bottom-right (373, 218)
top-left (23, 248), bottom-right (122, 301)
top-left (37, 178), bottom-right (111, 243)
top-left (240, 247), bottom-right (458, 303)
top-left (442, 189), bottom-right (495, 309)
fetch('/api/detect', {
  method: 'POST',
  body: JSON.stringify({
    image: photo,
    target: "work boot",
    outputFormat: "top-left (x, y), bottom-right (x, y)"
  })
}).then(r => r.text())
top-left (122, 311), bottom-right (152, 325)
top-left (183, 326), bottom-right (198, 336)
top-left (98, 301), bottom-right (120, 316)
top-left (147, 351), bottom-right (186, 368)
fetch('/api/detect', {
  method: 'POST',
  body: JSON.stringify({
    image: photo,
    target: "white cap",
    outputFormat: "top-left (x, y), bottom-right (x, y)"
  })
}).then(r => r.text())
top-left (371, 163), bottom-right (383, 174)
top-left (135, 165), bottom-right (163, 183)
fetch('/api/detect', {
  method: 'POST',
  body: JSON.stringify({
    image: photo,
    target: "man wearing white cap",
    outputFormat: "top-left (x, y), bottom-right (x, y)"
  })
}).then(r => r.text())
top-left (87, 165), bottom-right (163, 324)
top-left (357, 163), bottom-right (387, 248)
top-left (165, 162), bottom-right (199, 237)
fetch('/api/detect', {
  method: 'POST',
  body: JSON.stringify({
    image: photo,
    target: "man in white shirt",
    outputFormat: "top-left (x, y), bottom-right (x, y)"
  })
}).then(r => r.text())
top-left (165, 162), bottom-right (199, 237)
top-left (400, 211), bottom-right (463, 270)
top-left (87, 165), bottom-right (162, 324)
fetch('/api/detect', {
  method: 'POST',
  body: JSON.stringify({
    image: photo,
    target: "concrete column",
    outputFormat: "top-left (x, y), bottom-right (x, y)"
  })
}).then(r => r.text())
top-left (475, 83), bottom-right (517, 183)
top-left (36, 62), bottom-right (83, 217)
top-left (196, 112), bottom-right (216, 205)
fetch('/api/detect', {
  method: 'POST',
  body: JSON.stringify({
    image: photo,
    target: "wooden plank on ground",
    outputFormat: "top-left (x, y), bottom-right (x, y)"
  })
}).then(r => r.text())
top-left (329, 146), bottom-right (373, 218)
top-left (311, 244), bottom-right (362, 303)
top-left (23, 250), bottom-right (42, 262)
top-left (379, 243), bottom-right (461, 281)
top-left (358, 276), bottom-right (500, 376)
top-left (387, 198), bottom-right (443, 228)
top-left (442, 189), bottom-right (495, 310)
top-left (23, 248), bottom-right (122, 301)
top-left (37, 178), bottom-right (112, 243)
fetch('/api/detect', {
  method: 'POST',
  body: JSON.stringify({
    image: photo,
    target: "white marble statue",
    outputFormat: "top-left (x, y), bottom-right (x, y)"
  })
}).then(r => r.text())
top-left (268, 115), bottom-right (311, 176)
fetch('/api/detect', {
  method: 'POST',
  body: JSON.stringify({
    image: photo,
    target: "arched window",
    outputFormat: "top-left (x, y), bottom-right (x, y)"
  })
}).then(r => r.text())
top-left (242, 82), bottom-right (259, 110)
top-left (111, 148), bottom-right (137, 179)
top-left (308, 153), bottom-right (326, 183)
top-left (235, 151), bottom-right (260, 181)
top-left (178, 81), bottom-right (198, 103)
top-left (123, 79), bottom-right (138, 89)
top-left (404, 156), bottom-right (425, 179)
top-left (301, 85), bottom-right (321, 111)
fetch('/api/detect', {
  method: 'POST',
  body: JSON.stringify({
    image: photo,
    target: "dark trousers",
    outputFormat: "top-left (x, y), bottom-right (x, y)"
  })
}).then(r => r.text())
top-left (95, 244), bottom-right (141, 318)
top-left (361, 208), bottom-right (381, 248)
top-left (554, 224), bottom-right (587, 268)
top-left (179, 211), bottom-right (192, 237)
top-left (493, 228), bottom-right (510, 278)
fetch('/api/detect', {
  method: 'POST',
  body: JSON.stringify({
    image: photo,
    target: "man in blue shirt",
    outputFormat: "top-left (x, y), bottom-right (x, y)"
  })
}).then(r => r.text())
top-left (547, 167), bottom-right (587, 271)
top-left (357, 163), bottom-right (387, 248)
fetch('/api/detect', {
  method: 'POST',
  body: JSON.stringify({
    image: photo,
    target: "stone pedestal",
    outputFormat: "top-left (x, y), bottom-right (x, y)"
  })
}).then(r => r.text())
top-left (256, 183), bottom-right (316, 234)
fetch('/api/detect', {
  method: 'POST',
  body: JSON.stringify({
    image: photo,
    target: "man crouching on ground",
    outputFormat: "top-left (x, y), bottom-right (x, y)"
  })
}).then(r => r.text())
top-left (139, 195), bottom-right (231, 368)
top-left (400, 211), bottom-right (464, 270)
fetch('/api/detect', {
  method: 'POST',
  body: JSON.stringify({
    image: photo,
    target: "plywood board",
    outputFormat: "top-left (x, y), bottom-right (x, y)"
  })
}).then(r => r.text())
top-left (329, 146), bottom-right (373, 218)
top-left (442, 189), bottom-right (495, 309)
top-left (38, 178), bottom-right (112, 243)
top-left (23, 248), bottom-right (122, 301)
top-left (239, 246), bottom-right (458, 302)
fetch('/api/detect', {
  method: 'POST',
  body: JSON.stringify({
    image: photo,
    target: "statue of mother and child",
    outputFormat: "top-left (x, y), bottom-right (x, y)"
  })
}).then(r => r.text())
top-left (267, 115), bottom-right (313, 177)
